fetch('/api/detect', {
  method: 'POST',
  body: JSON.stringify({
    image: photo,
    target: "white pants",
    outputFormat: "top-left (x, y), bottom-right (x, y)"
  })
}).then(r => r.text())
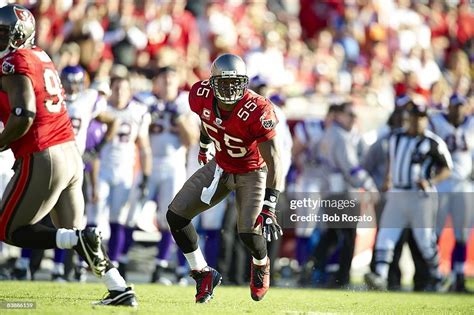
top-left (295, 166), bottom-right (321, 237)
top-left (436, 178), bottom-right (473, 241)
top-left (88, 167), bottom-right (134, 225)
top-left (375, 188), bottom-right (438, 273)
top-left (128, 161), bottom-right (187, 230)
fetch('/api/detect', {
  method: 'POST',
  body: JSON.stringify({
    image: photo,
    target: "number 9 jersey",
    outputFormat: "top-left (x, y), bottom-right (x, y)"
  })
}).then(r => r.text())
top-left (189, 80), bottom-right (278, 174)
top-left (0, 47), bottom-right (74, 158)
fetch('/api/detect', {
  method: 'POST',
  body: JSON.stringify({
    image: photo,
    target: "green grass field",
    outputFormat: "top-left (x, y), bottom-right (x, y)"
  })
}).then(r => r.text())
top-left (0, 282), bottom-right (473, 314)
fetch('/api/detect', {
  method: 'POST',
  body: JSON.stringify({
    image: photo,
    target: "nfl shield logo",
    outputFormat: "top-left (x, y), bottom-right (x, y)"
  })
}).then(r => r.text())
top-left (2, 59), bottom-right (14, 74)
top-left (260, 110), bottom-right (276, 130)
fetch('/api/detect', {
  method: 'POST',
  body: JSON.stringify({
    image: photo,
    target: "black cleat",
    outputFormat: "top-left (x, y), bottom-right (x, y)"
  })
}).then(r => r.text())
top-left (450, 274), bottom-right (473, 293)
top-left (426, 275), bottom-right (451, 293)
top-left (0, 267), bottom-right (10, 280)
top-left (190, 266), bottom-right (222, 303)
top-left (92, 286), bottom-right (138, 307)
top-left (11, 267), bottom-right (29, 280)
top-left (365, 272), bottom-right (387, 291)
top-left (150, 265), bottom-right (172, 285)
top-left (177, 273), bottom-right (190, 286)
top-left (51, 272), bottom-right (67, 282)
top-left (73, 228), bottom-right (108, 277)
top-left (74, 263), bottom-right (87, 282)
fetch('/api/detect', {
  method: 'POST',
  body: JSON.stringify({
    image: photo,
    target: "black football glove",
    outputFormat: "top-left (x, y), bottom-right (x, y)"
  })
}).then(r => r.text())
top-left (254, 188), bottom-right (283, 242)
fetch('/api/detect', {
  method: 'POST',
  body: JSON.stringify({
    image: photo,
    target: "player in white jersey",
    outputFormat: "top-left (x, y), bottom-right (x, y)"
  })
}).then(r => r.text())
top-left (291, 106), bottom-right (336, 272)
top-left (115, 67), bottom-right (194, 283)
top-left (61, 66), bottom-right (118, 156)
top-left (293, 112), bottom-right (334, 192)
top-left (89, 76), bottom-right (152, 267)
top-left (429, 94), bottom-right (474, 292)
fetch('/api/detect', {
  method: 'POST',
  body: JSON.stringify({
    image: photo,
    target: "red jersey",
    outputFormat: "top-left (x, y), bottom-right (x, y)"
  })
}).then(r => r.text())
top-left (189, 80), bottom-right (278, 174)
top-left (0, 47), bottom-right (74, 158)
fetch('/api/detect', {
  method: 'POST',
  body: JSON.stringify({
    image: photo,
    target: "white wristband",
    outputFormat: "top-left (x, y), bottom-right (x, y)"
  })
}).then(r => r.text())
top-left (200, 141), bottom-right (212, 149)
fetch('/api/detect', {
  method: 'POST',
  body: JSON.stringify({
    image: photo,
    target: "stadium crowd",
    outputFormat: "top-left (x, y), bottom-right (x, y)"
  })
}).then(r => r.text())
top-left (0, 0), bottom-right (473, 293)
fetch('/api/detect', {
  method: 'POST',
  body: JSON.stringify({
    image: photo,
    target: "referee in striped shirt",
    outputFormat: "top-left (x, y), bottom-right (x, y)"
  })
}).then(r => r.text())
top-left (365, 100), bottom-right (453, 291)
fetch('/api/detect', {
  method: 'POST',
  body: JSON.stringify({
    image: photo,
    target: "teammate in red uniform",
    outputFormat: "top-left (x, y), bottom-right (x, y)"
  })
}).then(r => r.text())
top-left (0, 4), bottom-right (136, 306)
top-left (167, 53), bottom-right (283, 302)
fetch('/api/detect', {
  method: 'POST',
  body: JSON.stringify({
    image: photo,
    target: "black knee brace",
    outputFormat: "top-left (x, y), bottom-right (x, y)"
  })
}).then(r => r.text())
top-left (166, 210), bottom-right (198, 253)
top-left (10, 224), bottom-right (57, 249)
top-left (239, 233), bottom-right (267, 260)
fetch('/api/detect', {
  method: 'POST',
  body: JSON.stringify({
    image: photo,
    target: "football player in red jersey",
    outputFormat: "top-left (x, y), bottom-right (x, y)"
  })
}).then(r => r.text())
top-left (167, 53), bottom-right (283, 302)
top-left (0, 5), bottom-right (136, 306)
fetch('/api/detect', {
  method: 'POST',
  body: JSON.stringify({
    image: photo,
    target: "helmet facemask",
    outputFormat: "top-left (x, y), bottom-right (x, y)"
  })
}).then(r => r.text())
top-left (0, 5), bottom-right (35, 58)
top-left (10, 22), bottom-right (35, 50)
top-left (210, 74), bottom-right (249, 105)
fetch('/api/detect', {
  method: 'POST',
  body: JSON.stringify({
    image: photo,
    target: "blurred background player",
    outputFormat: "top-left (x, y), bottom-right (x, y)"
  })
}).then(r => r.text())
top-left (363, 98), bottom-right (430, 291)
top-left (118, 66), bottom-right (194, 284)
top-left (314, 102), bottom-right (377, 288)
top-left (88, 76), bottom-right (152, 269)
top-left (366, 102), bottom-right (452, 292)
top-left (429, 94), bottom-right (474, 292)
top-left (292, 104), bottom-right (335, 279)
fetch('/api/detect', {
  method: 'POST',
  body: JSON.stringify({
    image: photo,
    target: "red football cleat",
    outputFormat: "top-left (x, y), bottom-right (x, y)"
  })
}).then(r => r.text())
top-left (250, 258), bottom-right (270, 301)
top-left (189, 266), bottom-right (222, 303)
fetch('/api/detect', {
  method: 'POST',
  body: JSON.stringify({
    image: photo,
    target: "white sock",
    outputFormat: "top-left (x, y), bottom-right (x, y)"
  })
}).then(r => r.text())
top-left (176, 266), bottom-right (188, 276)
top-left (453, 262), bottom-right (464, 274)
top-left (118, 255), bottom-right (129, 264)
top-left (103, 268), bottom-right (127, 292)
top-left (56, 229), bottom-right (78, 249)
top-left (376, 263), bottom-right (389, 279)
top-left (184, 247), bottom-right (207, 271)
top-left (155, 259), bottom-right (169, 268)
top-left (15, 257), bottom-right (30, 269)
top-left (252, 256), bottom-right (268, 266)
top-left (53, 263), bottom-right (65, 275)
